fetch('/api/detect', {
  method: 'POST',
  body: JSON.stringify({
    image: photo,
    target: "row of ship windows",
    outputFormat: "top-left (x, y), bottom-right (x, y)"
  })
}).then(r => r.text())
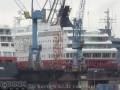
top-left (68, 36), bottom-right (108, 42)
top-left (83, 53), bottom-right (116, 58)
top-left (84, 37), bottom-right (108, 42)
top-left (39, 40), bottom-right (65, 43)
top-left (67, 44), bottom-right (111, 48)
top-left (0, 36), bottom-right (13, 42)
top-left (16, 38), bottom-right (67, 45)
top-left (84, 45), bottom-right (111, 48)
top-left (0, 52), bottom-right (15, 56)
top-left (64, 30), bottom-right (73, 33)
top-left (41, 53), bottom-right (116, 59)
top-left (21, 38), bottom-right (108, 45)
top-left (0, 43), bottom-right (14, 47)
top-left (0, 29), bottom-right (11, 35)
top-left (41, 53), bottom-right (74, 59)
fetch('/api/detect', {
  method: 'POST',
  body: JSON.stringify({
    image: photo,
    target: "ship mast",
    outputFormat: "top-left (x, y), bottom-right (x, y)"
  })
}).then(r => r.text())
top-left (105, 9), bottom-right (112, 37)
top-left (104, 9), bottom-right (115, 38)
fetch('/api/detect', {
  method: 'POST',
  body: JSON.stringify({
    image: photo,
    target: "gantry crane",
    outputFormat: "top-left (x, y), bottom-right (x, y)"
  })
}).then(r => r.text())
top-left (26, 0), bottom-right (43, 70)
top-left (14, 0), bottom-right (67, 70)
top-left (27, 0), bottom-right (60, 70)
top-left (14, 0), bottom-right (42, 70)
top-left (72, 0), bottom-right (86, 71)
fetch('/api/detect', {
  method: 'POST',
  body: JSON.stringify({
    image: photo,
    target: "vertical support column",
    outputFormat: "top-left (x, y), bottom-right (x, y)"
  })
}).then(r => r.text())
top-left (72, 19), bottom-right (83, 71)
top-left (27, 0), bottom-right (42, 70)
top-left (32, 19), bottom-right (38, 49)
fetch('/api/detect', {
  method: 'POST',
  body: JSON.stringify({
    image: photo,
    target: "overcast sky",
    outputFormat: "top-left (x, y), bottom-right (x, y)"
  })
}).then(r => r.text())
top-left (0, 0), bottom-right (120, 37)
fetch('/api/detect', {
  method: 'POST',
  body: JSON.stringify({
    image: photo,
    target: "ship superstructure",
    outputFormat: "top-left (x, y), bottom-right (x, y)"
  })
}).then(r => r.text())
top-left (14, 21), bottom-right (117, 69)
top-left (83, 30), bottom-right (117, 68)
top-left (0, 26), bottom-right (15, 59)
top-left (0, 25), bottom-right (17, 79)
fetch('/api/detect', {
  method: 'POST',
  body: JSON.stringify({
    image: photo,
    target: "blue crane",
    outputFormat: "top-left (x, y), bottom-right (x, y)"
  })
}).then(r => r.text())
top-left (14, 0), bottom-right (47, 70)
top-left (72, 0), bottom-right (86, 70)
top-left (27, 0), bottom-right (43, 70)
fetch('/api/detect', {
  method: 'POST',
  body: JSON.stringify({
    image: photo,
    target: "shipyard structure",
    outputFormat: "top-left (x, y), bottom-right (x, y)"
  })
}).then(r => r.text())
top-left (13, 4), bottom-right (120, 90)
top-left (0, 0), bottom-right (119, 90)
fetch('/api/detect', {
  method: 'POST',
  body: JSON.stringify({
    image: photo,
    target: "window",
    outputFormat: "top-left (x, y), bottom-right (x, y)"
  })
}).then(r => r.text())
top-left (6, 30), bottom-right (11, 34)
top-left (83, 53), bottom-right (91, 58)
top-left (66, 53), bottom-right (69, 58)
top-left (70, 53), bottom-right (73, 58)
top-left (0, 29), bottom-right (3, 34)
top-left (7, 37), bottom-right (12, 42)
top-left (112, 53), bottom-right (116, 58)
top-left (68, 30), bottom-right (73, 33)
top-left (11, 44), bottom-right (14, 47)
top-left (49, 54), bottom-right (51, 58)
top-left (92, 53), bottom-right (101, 58)
top-left (102, 53), bottom-right (110, 58)
top-left (1, 36), bottom-right (6, 42)
top-left (67, 44), bottom-right (72, 48)
top-left (68, 37), bottom-right (73, 40)
top-left (1, 43), bottom-right (9, 47)
top-left (13, 52), bottom-right (15, 56)
top-left (66, 53), bottom-right (73, 58)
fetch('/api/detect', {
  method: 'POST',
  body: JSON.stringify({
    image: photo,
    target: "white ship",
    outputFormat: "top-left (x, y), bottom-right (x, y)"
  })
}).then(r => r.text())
top-left (13, 21), bottom-right (117, 70)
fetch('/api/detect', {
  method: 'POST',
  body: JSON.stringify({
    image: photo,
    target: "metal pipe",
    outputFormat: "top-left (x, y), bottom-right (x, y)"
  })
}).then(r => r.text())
top-left (31, 0), bottom-right (38, 49)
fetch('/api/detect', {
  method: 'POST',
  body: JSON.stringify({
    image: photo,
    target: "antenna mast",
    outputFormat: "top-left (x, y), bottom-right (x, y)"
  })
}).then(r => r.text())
top-left (105, 9), bottom-right (111, 37)
top-left (104, 9), bottom-right (115, 37)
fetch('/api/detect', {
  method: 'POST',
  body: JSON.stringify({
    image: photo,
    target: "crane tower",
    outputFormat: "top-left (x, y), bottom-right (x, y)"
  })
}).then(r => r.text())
top-left (72, 0), bottom-right (86, 70)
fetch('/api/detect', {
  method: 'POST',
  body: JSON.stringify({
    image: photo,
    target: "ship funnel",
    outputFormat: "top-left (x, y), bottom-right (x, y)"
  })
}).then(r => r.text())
top-left (58, 5), bottom-right (73, 27)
